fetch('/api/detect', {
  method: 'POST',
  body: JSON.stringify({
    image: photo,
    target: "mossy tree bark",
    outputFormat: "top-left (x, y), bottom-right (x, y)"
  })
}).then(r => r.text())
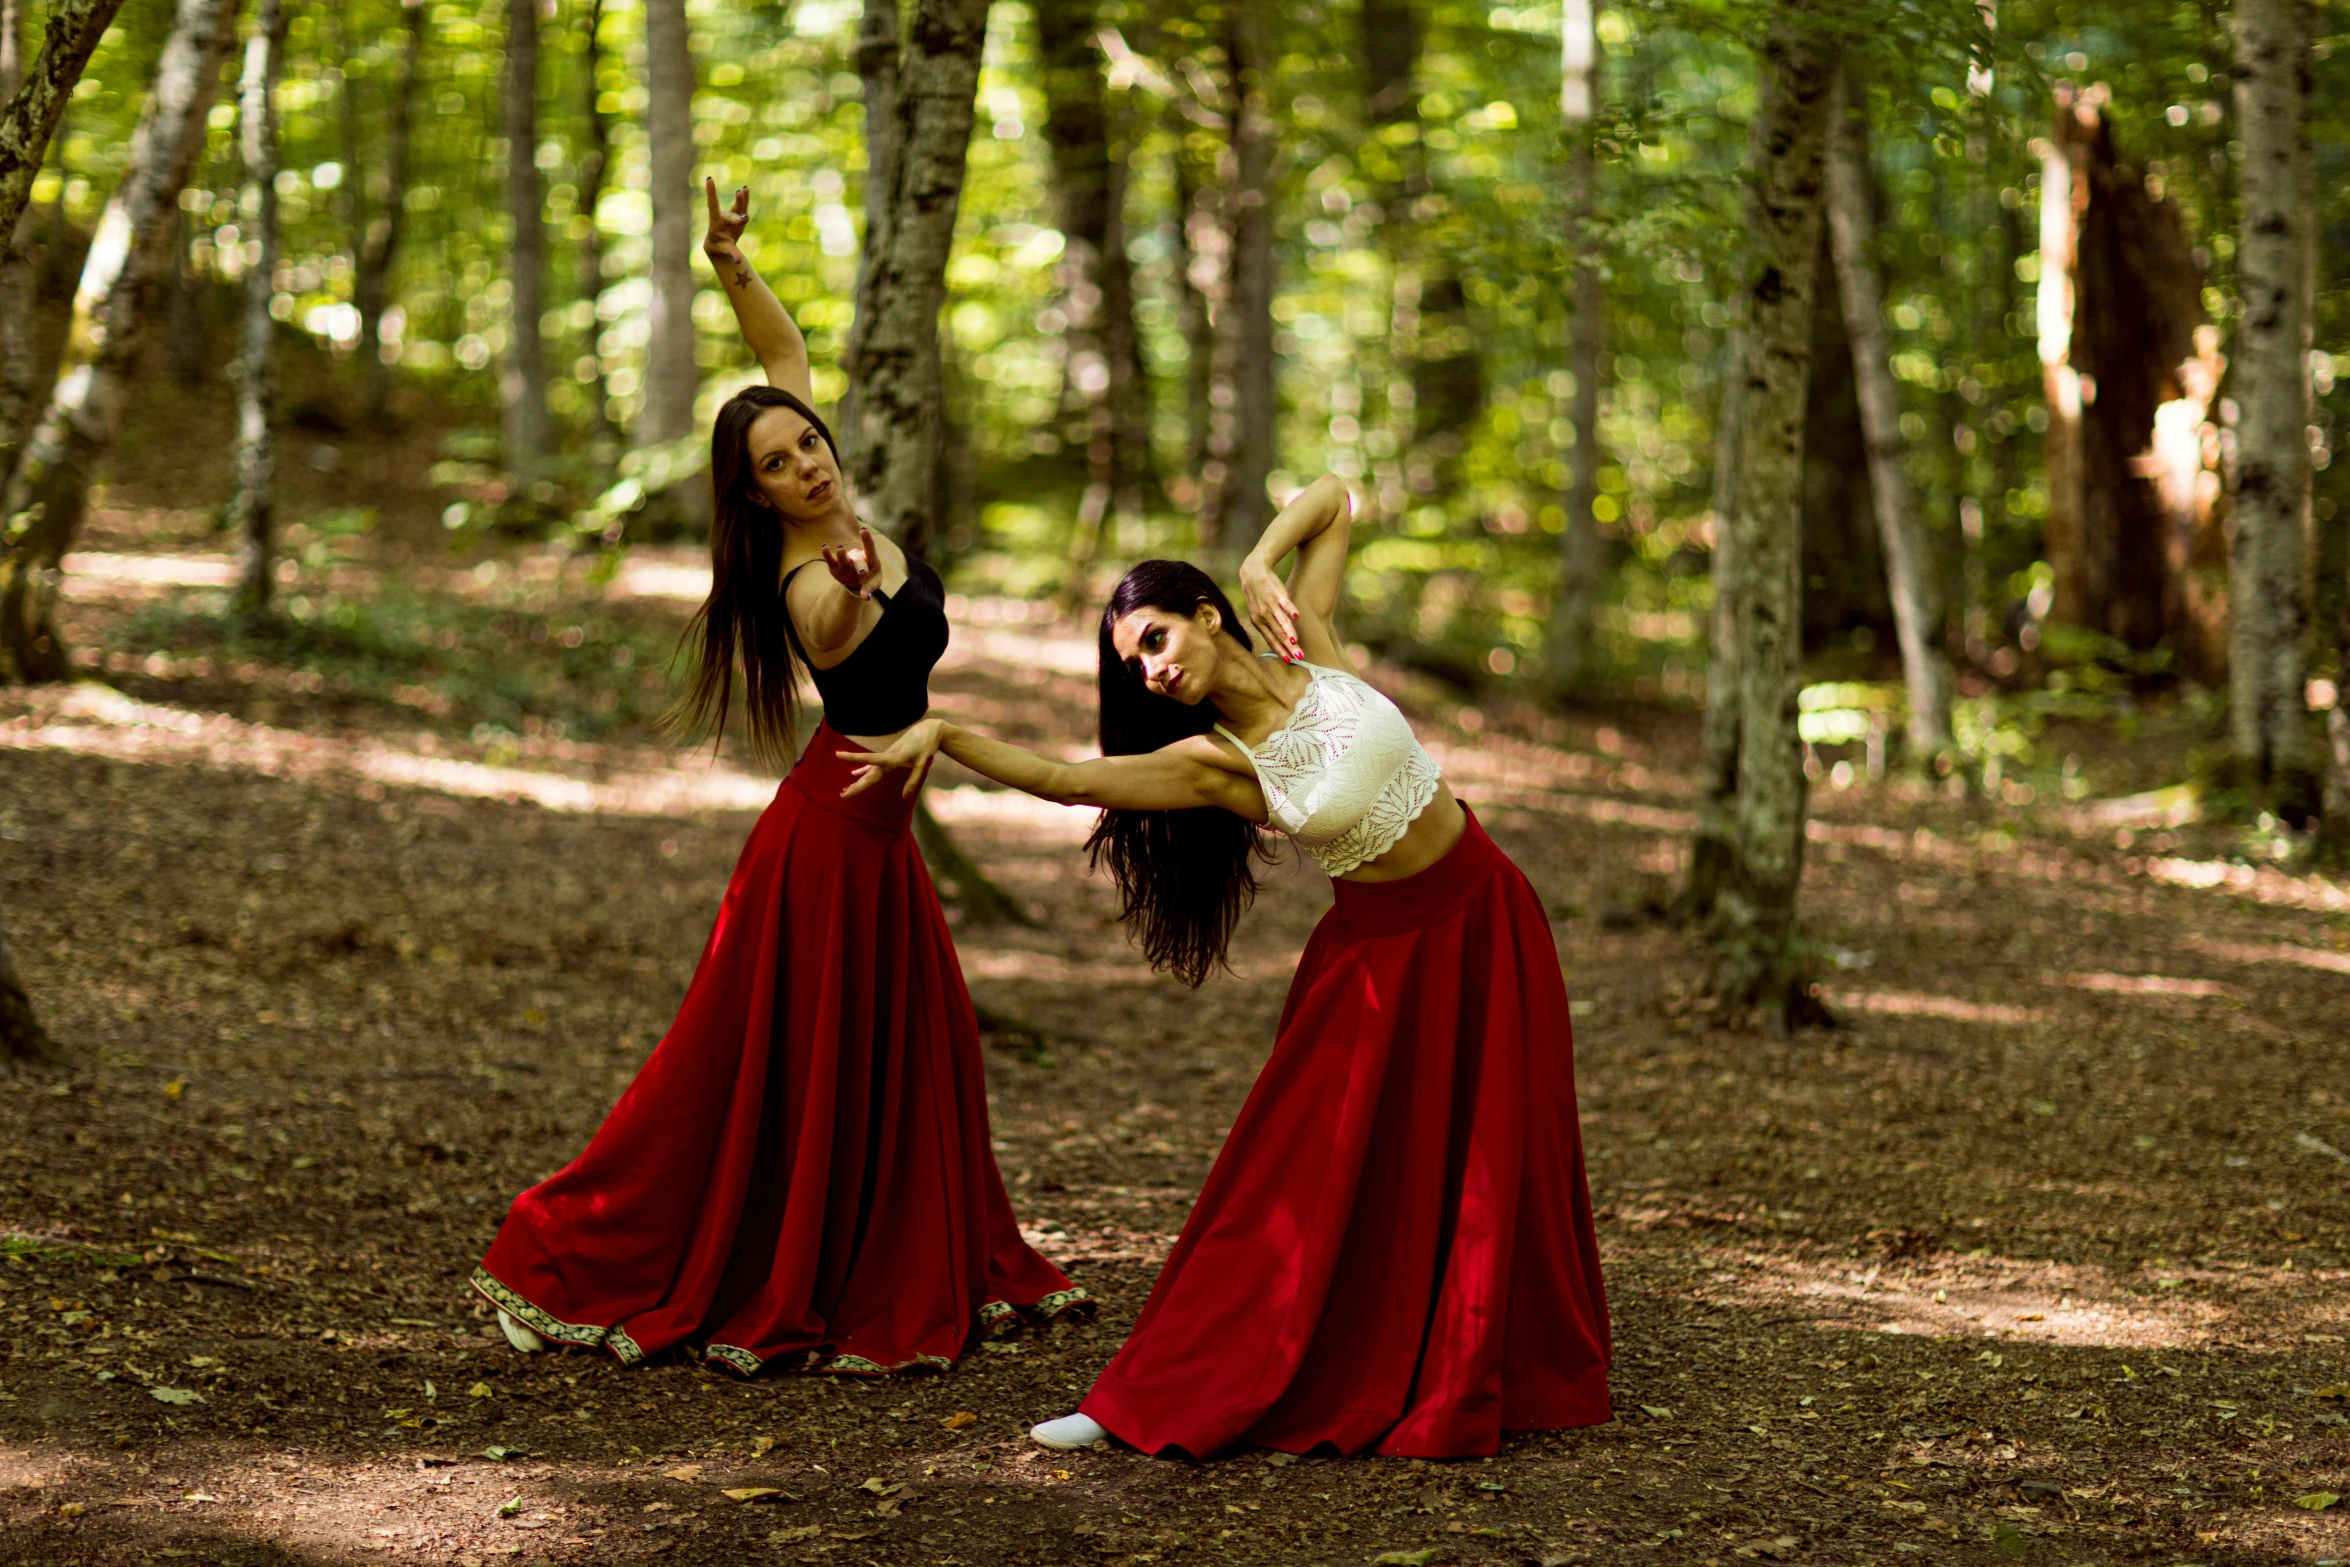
top-left (846, 0), bottom-right (991, 557)
top-left (227, 0), bottom-right (285, 617)
top-left (0, 0), bottom-right (241, 684)
top-left (1704, 10), bottom-right (1836, 1032)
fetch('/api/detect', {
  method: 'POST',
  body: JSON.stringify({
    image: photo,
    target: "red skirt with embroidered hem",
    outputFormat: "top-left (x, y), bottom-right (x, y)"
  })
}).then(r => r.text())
top-left (1079, 807), bottom-right (1611, 1457)
top-left (471, 724), bottom-right (1084, 1376)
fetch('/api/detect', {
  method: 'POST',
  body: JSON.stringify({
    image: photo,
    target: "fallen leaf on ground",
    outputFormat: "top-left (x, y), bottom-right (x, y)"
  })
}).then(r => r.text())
top-left (2313, 1385), bottom-right (2350, 1401)
top-left (466, 1382), bottom-right (492, 1398)
top-left (2293, 1492), bottom-right (2341, 1511)
top-left (495, 1495), bottom-right (522, 1517)
top-left (1372, 1551), bottom-right (1440, 1566)
top-left (1639, 1404), bottom-right (1672, 1420)
top-left (768, 1524), bottom-right (823, 1543)
top-left (662, 1465), bottom-right (704, 1483)
top-left (479, 1445), bottom-right (529, 1462)
top-left (55, 1503), bottom-right (84, 1518)
top-left (940, 1410), bottom-right (978, 1430)
top-left (148, 1387), bottom-right (203, 1405)
top-left (722, 1487), bottom-right (784, 1503)
top-left (750, 1435), bottom-right (776, 1456)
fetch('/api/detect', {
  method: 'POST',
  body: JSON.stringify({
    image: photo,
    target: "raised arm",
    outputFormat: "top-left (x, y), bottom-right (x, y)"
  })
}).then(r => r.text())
top-left (702, 178), bottom-right (815, 405)
top-left (839, 721), bottom-right (1267, 820)
top-left (1238, 475), bottom-right (1354, 666)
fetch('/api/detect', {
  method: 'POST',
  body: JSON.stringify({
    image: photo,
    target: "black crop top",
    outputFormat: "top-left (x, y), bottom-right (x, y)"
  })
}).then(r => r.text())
top-left (781, 553), bottom-right (950, 735)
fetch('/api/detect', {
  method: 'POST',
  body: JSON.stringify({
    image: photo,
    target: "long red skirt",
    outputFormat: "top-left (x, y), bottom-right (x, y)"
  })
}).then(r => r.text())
top-left (1081, 807), bottom-right (1611, 1456)
top-left (471, 725), bottom-right (1084, 1375)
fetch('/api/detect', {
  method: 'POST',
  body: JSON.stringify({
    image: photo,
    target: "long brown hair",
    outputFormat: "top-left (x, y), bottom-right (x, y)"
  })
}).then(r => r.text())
top-left (1084, 561), bottom-right (1275, 987)
top-left (669, 386), bottom-right (842, 771)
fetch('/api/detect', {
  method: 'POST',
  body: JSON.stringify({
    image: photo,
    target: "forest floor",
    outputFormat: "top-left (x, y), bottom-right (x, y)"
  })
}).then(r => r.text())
top-left (3, 481), bottom-right (2350, 1567)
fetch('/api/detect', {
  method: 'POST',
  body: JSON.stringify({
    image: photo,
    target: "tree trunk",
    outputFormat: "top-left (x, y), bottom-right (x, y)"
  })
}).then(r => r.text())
top-left (1707, 14), bottom-right (1835, 1031)
top-left (1173, 138), bottom-right (1214, 498)
top-left (1824, 61), bottom-right (1950, 753)
top-left (0, 0), bottom-right (37, 472)
top-left (356, 0), bottom-right (425, 427)
top-left (640, 0), bottom-right (702, 525)
top-left (1679, 324), bottom-right (1747, 926)
top-left (0, 0), bottom-right (127, 246)
top-left (577, 0), bottom-right (616, 443)
top-left (0, 895), bottom-right (60, 1069)
top-left (1036, 0), bottom-right (1143, 600)
top-left (164, 207), bottom-right (210, 384)
top-left (1200, 3), bottom-right (1274, 549)
top-left (2229, 0), bottom-right (2314, 809)
top-left (501, 0), bottom-right (552, 484)
top-left (1544, 0), bottom-right (1605, 698)
top-left (0, 0), bottom-right (240, 685)
top-left (228, 0), bottom-right (285, 616)
top-left (845, 0), bottom-right (992, 556)
top-left (2039, 85), bottom-right (2212, 665)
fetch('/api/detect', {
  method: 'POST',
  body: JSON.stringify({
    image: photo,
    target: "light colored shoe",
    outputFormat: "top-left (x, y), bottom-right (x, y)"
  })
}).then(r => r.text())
top-left (498, 1309), bottom-right (550, 1353)
top-left (1029, 1412), bottom-right (1107, 1450)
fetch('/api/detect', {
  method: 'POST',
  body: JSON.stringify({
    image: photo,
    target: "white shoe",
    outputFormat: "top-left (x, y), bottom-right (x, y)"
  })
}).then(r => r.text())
top-left (498, 1309), bottom-right (550, 1353)
top-left (1029, 1412), bottom-right (1107, 1450)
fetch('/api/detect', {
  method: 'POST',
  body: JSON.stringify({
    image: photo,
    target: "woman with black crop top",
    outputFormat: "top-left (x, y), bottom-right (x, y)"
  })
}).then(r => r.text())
top-left (470, 182), bottom-right (1086, 1377)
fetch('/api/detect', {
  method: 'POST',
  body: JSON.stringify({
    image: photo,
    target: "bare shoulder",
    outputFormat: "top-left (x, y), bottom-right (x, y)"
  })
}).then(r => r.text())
top-left (1165, 730), bottom-right (1257, 777)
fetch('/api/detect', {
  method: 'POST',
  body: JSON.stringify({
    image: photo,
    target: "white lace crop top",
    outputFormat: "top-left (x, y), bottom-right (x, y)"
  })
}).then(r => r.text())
top-left (1214, 662), bottom-right (1443, 877)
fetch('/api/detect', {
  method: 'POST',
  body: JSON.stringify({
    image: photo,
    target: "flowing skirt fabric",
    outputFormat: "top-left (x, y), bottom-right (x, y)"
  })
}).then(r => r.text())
top-left (1081, 807), bottom-right (1611, 1456)
top-left (472, 725), bottom-right (1083, 1375)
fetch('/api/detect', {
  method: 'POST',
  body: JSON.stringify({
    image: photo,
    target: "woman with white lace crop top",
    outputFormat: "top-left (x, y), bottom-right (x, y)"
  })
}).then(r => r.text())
top-left (841, 475), bottom-right (1612, 1461)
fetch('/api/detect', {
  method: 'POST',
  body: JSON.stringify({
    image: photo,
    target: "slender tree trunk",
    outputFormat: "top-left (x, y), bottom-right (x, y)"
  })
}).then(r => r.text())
top-left (1679, 325), bottom-right (1746, 924)
top-left (2036, 111), bottom-right (2085, 636)
top-left (0, 895), bottom-right (60, 1069)
top-left (228, 0), bottom-right (285, 616)
top-left (577, 0), bottom-right (616, 443)
top-left (2230, 0), bottom-right (2314, 808)
top-left (501, 0), bottom-right (553, 484)
top-left (1036, 0), bottom-right (1126, 598)
top-left (1201, 3), bottom-right (1274, 549)
top-left (0, 0), bottom-right (128, 246)
top-left (164, 206), bottom-right (210, 383)
top-left (356, 0), bottom-right (425, 426)
top-left (1173, 142), bottom-right (1214, 497)
top-left (845, 0), bottom-right (992, 555)
top-left (640, 0), bottom-right (702, 522)
top-left (1545, 0), bottom-right (1605, 698)
top-left (1708, 14), bottom-right (1835, 1031)
top-left (1824, 61), bottom-right (1950, 754)
top-left (0, 0), bottom-right (241, 684)
top-left (0, 0), bottom-right (38, 472)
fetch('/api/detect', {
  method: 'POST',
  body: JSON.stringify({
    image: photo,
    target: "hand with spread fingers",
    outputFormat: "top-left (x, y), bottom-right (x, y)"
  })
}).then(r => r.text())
top-left (840, 719), bottom-right (948, 799)
top-left (822, 525), bottom-right (884, 601)
top-left (1238, 555), bottom-right (1304, 664)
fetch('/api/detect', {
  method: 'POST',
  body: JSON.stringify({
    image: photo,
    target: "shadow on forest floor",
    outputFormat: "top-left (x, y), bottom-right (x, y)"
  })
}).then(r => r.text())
top-left (1, 521), bottom-right (2348, 1567)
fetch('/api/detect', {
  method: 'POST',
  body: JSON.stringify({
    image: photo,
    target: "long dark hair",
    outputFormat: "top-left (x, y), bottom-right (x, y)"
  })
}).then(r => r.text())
top-left (669, 386), bottom-right (842, 771)
top-left (1084, 560), bottom-right (1275, 987)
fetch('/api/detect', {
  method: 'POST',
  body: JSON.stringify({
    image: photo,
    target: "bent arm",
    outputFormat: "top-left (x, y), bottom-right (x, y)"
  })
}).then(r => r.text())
top-left (1239, 475), bottom-right (1354, 665)
top-left (1251, 475), bottom-right (1353, 623)
top-left (703, 180), bottom-right (815, 404)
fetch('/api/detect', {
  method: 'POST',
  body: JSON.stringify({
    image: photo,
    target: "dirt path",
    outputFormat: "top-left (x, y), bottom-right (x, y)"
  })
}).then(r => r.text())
top-left (2, 572), bottom-right (2348, 1567)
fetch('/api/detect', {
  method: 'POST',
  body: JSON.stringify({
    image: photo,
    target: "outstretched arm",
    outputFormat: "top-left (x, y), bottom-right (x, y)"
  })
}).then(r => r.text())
top-left (839, 721), bottom-right (1267, 820)
top-left (702, 178), bottom-right (815, 406)
top-left (1238, 475), bottom-right (1355, 666)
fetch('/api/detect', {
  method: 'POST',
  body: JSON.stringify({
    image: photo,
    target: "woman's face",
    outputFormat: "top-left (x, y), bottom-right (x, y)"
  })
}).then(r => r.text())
top-left (1109, 602), bottom-right (1229, 705)
top-left (743, 406), bottom-right (842, 521)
